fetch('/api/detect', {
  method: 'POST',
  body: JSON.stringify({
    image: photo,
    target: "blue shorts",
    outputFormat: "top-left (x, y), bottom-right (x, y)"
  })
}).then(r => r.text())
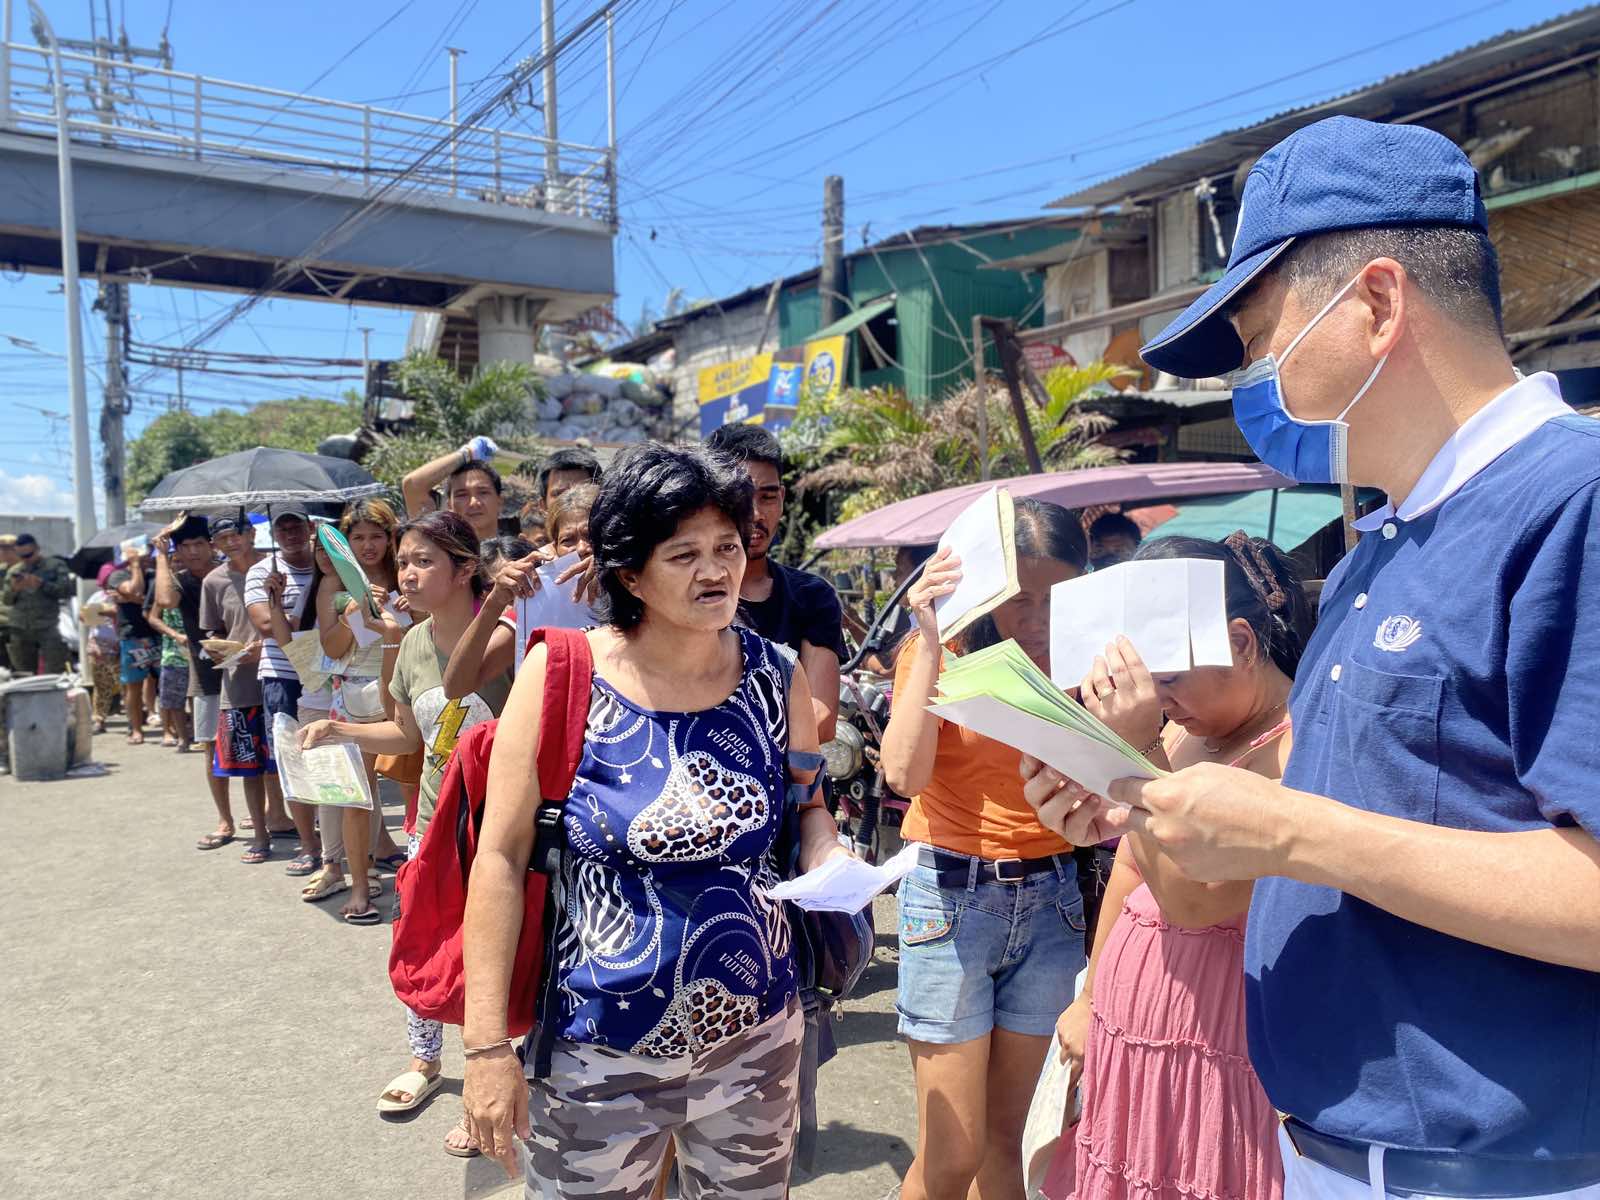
top-left (895, 848), bottom-right (1086, 1043)
top-left (259, 676), bottom-right (302, 776)
top-left (119, 638), bottom-right (159, 685)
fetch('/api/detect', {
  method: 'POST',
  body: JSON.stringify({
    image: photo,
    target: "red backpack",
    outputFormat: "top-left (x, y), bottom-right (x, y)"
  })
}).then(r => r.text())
top-left (388, 626), bottom-right (593, 1036)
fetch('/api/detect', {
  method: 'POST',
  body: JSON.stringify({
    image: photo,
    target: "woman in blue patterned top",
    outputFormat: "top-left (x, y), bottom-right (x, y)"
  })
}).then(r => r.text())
top-left (462, 443), bottom-right (849, 1198)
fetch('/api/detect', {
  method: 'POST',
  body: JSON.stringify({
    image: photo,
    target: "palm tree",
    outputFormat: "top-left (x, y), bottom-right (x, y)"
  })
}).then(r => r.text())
top-left (785, 362), bottom-right (1128, 523)
top-left (360, 352), bottom-right (545, 491)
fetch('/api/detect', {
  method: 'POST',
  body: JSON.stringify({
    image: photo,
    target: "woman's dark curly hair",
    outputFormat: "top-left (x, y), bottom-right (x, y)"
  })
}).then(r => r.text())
top-left (590, 442), bottom-right (754, 630)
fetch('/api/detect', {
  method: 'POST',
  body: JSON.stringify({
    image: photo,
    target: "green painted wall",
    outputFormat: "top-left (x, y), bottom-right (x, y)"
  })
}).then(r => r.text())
top-left (775, 224), bottom-right (1076, 403)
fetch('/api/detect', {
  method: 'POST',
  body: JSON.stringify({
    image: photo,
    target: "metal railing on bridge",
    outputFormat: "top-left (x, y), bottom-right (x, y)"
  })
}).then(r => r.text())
top-left (0, 40), bottom-right (617, 226)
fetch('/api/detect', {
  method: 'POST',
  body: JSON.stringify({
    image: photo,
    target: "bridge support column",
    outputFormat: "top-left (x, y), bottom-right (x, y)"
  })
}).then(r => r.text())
top-left (475, 294), bottom-right (544, 365)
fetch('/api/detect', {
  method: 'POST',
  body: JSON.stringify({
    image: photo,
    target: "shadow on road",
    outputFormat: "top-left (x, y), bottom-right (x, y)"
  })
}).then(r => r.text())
top-left (791, 1118), bottom-right (912, 1184)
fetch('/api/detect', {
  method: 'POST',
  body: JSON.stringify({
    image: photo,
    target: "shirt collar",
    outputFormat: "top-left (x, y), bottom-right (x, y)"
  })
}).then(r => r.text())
top-left (1351, 372), bottom-right (1571, 532)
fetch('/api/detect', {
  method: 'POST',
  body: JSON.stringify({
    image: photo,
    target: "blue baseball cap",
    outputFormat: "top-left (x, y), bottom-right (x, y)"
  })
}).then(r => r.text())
top-left (1140, 116), bottom-right (1488, 380)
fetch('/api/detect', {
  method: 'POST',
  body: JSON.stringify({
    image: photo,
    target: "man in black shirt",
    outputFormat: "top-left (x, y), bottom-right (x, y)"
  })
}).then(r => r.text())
top-left (705, 424), bottom-right (843, 741)
top-left (106, 552), bottom-right (160, 743)
top-left (153, 515), bottom-right (236, 851)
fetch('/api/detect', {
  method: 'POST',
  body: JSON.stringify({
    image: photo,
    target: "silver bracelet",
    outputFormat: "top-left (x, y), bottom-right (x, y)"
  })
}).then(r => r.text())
top-left (462, 1037), bottom-right (516, 1058)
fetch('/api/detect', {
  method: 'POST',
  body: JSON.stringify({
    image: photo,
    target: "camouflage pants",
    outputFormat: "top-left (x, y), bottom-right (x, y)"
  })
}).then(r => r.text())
top-left (523, 997), bottom-right (802, 1200)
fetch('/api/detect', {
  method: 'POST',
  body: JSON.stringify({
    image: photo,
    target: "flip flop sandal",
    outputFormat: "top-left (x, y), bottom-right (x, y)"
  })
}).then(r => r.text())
top-left (196, 832), bottom-right (235, 851)
top-left (268, 827), bottom-right (301, 841)
top-left (301, 869), bottom-right (349, 902)
top-left (375, 852), bottom-right (407, 872)
top-left (284, 852), bottom-right (319, 876)
top-left (344, 906), bottom-right (383, 925)
top-left (376, 1068), bottom-right (443, 1115)
top-left (240, 845), bottom-right (272, 865)
top-left (443, 1117), bottom-right (482, 1159)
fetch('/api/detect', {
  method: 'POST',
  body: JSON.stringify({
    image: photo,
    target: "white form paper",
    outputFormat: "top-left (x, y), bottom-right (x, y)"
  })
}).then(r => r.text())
top-left (514, 552), bottom-right (599, 672)
top-left (269, 713), bottom-right (374, 809)
top-left (767, 841), bottom-right (920, 913)
top-left (1049, 558), bottom-right (1230, 687)
top-left (346, 609), bottom-right (382, 648)
top-left (933, 487), bottom-right (1016, 641)
top-left (927, 694), bottom-right (1159, 799)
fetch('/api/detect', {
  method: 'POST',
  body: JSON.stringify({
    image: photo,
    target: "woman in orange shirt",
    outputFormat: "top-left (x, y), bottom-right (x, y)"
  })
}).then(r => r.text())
top-left (882, 497), bottom-right (1091, 1200)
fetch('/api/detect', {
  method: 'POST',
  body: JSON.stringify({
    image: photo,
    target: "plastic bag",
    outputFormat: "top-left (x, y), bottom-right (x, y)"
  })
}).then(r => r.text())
top-left (270, 713), bottom-right (374, 809)
top-left (1022, 967), bottom-right (1089, 1199)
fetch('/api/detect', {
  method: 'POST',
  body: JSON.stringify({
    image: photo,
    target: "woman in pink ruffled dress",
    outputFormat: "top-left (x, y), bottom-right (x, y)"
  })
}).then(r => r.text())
top-left (1048, 533), bottom-right (1310, 1200)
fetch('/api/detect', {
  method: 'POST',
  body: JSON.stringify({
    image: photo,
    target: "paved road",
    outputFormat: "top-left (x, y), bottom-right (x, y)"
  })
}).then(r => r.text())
top-left (2, 721), bottom-right (915, 1200)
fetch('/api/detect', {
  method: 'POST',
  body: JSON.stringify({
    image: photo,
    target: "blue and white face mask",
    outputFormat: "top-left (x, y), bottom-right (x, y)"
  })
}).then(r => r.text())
top-left (1229, 275), bottom-right (1388, 485)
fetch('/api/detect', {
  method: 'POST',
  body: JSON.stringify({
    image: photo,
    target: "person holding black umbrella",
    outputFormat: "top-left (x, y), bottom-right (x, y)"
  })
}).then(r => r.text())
top-left (244, 505), bottom-right (326, 874)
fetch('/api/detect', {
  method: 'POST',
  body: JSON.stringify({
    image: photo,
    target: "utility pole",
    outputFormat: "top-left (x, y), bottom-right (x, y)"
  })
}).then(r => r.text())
top-left (446, 46), bottom-right (465, 197)
top-left (98, 278), bottom-right (128, 523)
top-left (358, 325), bottom-right (373, 395)
top-left (27, 0), bottom-right (96, 559)
top-left (539, 0), bottom-right (559, 190)
top-left (820, 175), bottom-right (845, 328)
top-left (601, 2), bottom-right (614, 214)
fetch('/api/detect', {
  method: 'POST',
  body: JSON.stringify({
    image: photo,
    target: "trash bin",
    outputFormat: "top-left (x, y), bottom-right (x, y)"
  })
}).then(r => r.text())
top-left (1, 674), bottom-right (71, 781)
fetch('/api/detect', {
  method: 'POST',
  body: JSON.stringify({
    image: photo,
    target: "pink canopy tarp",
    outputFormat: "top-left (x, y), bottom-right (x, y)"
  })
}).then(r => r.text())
top-left (812, 462), bottom-right (1292, 549)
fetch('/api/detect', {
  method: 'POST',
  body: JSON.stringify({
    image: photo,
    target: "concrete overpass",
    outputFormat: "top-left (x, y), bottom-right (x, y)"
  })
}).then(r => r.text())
top-left (0, 38), bottom-right (616, 357)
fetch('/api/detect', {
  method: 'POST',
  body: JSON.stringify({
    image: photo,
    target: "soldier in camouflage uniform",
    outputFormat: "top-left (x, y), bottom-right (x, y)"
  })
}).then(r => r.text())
top-left (1, 534), bottom-right (75, 674)
top-left (0, 534), bottom-right (16, 670)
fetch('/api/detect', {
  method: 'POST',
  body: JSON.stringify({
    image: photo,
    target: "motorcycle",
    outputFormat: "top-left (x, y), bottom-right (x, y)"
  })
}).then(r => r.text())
top-left (820, 567), bottom-right (921, 864)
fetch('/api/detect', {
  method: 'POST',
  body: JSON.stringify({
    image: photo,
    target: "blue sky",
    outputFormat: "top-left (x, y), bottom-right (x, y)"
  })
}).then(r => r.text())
top-left (0, 0), bottom-right (1576, 516)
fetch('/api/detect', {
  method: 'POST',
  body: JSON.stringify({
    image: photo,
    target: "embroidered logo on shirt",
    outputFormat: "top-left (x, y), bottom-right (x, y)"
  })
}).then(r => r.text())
top-left (1373, 615), bottom-right (1423, 653)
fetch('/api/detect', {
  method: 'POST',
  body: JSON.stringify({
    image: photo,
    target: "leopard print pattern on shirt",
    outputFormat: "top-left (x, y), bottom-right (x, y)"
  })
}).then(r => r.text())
top-left (626, 748), bottom-right (769, 863)
top-left (630, 976), bottom-right (762, 1057)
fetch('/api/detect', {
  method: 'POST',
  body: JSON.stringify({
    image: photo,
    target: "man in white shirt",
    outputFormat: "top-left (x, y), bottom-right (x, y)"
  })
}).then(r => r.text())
top-left (243, 506), bottom-right (321, 875)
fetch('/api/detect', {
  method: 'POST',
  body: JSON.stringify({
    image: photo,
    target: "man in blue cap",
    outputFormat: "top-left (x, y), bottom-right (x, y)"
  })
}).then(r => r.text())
top-left (1023, 115), bottom-right (1600, 1195)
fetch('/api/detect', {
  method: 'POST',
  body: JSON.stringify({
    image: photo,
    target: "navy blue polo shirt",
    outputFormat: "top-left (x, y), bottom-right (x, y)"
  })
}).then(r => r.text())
top-left (1246, 401), bottom-right (1600, 1155)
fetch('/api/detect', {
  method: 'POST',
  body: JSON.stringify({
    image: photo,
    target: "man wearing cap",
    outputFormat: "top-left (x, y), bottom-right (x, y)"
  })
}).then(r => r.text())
top-left (153, 514), bottom-right (236, 851)
top-left (1, 533), bottom-right (74, 675)
top-left (244, 505), bottom-right (325, 872)
top-left (0, 534), bottom-right (17, 670)
top-left (1023, 116), bottom-right (1600, 1195)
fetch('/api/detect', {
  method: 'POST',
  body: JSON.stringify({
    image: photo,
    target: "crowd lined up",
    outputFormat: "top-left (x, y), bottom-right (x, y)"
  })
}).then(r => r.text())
top-left (8, 116), bottom-right (1600, 1200)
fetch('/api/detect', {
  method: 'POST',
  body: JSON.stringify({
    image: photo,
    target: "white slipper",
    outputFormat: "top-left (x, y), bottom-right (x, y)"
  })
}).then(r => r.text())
top-left (377, 1068), bottom-right (443, 1114)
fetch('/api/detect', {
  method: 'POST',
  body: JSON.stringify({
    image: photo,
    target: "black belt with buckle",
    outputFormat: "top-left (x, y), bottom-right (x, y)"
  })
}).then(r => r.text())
top-left (1282, 1118), bottom-right (1600, 1199)
top-left (916, 846), bottom-right (1063, 887)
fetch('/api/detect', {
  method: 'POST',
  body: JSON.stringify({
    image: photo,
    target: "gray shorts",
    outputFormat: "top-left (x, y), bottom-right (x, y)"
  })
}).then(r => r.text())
top-left (523, 997), bottom-right (802, 1200)
top-left (192, 693), bottom-right (221, 743)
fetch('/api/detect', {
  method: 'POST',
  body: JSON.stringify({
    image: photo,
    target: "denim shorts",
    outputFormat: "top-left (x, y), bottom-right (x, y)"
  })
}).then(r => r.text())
top-left (895, 847), bottom-right (1086, 1043)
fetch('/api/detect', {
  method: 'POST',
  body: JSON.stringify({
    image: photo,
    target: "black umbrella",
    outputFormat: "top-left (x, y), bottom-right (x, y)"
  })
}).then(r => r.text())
top-left (138, 447), bottom-right (387, 515)
top-left (65, 520), bottom-right (164, 579)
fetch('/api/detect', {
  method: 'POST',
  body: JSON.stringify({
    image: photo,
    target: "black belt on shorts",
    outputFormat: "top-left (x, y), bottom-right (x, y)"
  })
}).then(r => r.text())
top-left (1282, 1117), bottom-right (1600, 1199)
top-left (915, 846), bottom-right (1064, 888)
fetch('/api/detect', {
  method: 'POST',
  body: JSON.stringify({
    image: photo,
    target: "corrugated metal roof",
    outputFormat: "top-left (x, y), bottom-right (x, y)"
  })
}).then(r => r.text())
top-left (644, 217), bottom-right (1088, 334)
top-left (1049, 6), bottom-right (1600, 209)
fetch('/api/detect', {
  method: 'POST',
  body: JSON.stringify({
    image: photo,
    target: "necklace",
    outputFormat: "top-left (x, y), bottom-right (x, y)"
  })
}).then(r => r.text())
top-left (1201, 698), bottom-right (1289, 757)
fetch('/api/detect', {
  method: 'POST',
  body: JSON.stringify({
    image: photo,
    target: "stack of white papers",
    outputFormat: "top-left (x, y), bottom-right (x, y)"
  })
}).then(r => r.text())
top-left (1049, 558), bottom-right (1231, 688)
top-left (932, 486), bottom-right (1019, 641)
top-left (767, 842), bottom-right (920, 912)
top-left (514, 552), bottom-right (600, 672)
top-left (928, 639), bottom-right (1164, 799)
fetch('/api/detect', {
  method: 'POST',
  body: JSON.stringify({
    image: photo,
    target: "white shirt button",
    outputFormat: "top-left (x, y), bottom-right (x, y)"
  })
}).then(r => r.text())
top-left (1354, 593), bottom-right (1368, 610)
top-left (1330, 664), bottom-right (1343, 682)
top-left (1382, 522), bottom-right (1398, 540)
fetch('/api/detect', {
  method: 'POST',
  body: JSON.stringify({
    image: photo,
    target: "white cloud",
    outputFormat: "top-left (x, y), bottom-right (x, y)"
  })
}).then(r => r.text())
top-left (0, 468), bottom-right (77, 516)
